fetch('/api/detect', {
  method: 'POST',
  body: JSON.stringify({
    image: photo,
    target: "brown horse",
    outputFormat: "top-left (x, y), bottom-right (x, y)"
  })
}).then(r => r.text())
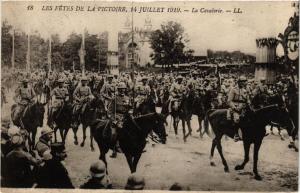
top-left (91, 112), bottom-right (167, 175)
top-left (204, 105), bottom-right (295, 180)
top-left (11, 101), bottom-right (46, 150)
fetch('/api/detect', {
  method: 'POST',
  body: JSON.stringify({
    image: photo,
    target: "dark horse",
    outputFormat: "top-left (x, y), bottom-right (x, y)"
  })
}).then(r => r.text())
top-left (72, 97), bottom-right (106, 151)
top-left (204, 104), bottom-right (295, 180)
top-left (91, 112), bottom-right (167, 175)
top-left (11, 101), bottom-right (46, 150)
top-left (48, 101), bottom-right (73, 144)
top-left (162, 96), bottom-right (192, 142)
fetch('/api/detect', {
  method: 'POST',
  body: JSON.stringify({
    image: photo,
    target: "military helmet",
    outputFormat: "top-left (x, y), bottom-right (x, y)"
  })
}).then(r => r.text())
top-left (89, 160), bottom-right (106, 178)
top-left (125, 173), bottom-right (145, 190)
top-left (238, 75), bottom-right (247, 82)
top-left (41, 127), bottom-right (54, 137)
top-left (81, 76), bottom-right (88, 81)
top-left (57, 78), bottom-right (64, 83)
top-left (22, 78), bottom-right (29, 83)
top-left (118, 82), bottom-right (127, 89)
top-left (107, 74), bottom-right (114, 79)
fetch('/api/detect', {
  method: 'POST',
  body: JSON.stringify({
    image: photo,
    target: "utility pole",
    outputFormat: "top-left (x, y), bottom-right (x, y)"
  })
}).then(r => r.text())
top-left (11, 27), bottom-right (15, 69)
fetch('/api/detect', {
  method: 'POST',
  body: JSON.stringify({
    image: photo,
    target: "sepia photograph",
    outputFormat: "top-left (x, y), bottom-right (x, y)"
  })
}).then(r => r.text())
top-left (1, 0), bottom-right (299, 192)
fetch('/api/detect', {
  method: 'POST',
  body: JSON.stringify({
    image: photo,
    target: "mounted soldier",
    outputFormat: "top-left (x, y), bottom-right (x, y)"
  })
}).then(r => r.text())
top-left (168, 75), bottom-right (186, 113)
top-left (227, 75), bottom-right (250, 142)
top-left (13, 78), bottom-right (36, 127)
top-left (134, 77), bottom-right (151, 114)
top-left (48, 78), bottom-right (69, 128)
top-left (72, 76), bottom-right (94, 128)
top-left (100, 75), bottom-right (116, 113)
top-left (108, 82), bottom-right (131, 158)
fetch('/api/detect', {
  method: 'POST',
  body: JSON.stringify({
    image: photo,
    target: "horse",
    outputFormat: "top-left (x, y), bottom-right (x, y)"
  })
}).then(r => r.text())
top-left (72, 97), bottom-right (106, 151)
top-left (48, 101), bottom-right (73, 144)
top-left (203, 104), bottom-right (295, 180)
top-left (91, 112), bottom-right (167, 176)
top-left (11, 101), bottom-right (46, 150)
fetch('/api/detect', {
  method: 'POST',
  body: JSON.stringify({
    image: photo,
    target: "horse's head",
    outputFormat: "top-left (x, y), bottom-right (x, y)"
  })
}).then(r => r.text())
top-left (152, 113), bottom-right (167, 144)
top-left (33, 101), bottom-right (46, 127)
top-left (87, 97), bottom-right (106, 120)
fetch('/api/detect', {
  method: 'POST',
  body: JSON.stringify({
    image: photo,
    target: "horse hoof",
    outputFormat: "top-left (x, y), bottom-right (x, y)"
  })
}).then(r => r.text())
top-left (235, 165), bottom-right (244, 170)
top-left (295, 148), bottom-right (298, 152)
top-left (80, 143), bottom-right (85, 147)
top-left (74, 141), bottom-right (78, 145)
top-left (210, 162), bottom-right (216, 166)
top-left (91, 147), bottom-right (95, 152)
top-left (288, 144), bottom-right (293, 148)
top-left (254, 175), bottom-right (262, 181)
top-left (224, 167), bottom-right (229, 173)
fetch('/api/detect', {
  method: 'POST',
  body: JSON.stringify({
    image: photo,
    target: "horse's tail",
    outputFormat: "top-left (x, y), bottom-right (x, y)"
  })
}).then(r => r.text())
top-left (202, 109), bottom-right (215, 139)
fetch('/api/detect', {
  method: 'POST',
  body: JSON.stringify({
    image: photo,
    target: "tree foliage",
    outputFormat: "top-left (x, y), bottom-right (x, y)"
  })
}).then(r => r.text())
top-left (149, 21), bottom-right (194, 69)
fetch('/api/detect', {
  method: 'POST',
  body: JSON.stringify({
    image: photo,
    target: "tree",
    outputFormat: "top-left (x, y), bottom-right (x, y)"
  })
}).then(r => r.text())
top-left (149, 21), bottom-right (193, 70)
top-left (1, 20), bottom-right (13, 67)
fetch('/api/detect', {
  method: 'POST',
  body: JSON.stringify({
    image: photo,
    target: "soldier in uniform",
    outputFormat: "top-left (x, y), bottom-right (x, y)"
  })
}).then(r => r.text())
top-left (227, 75), bottom-right (250, 142)
top-left (35, 127), bottom-right (54, 159)
top-left (72, 76), bottom-right (94, 128)
top-left (134, 77), bottom-right (151, 112)
top-left (13, 78), bottom-right (36, 125)
top-left (109, 82), bottom-right (131, 158)
top-left (80, 160), bottom-right (107, 189)
top-left (4, 128), bottom-right (41, 188)
top-left (100, 75), bottom-right (116, 113)
top-left (35, 143), bottom-right (74, 189)
top-left (168, 76), bottom-right (186, 113)
top-left (48, 79), bottom-right (69, 128)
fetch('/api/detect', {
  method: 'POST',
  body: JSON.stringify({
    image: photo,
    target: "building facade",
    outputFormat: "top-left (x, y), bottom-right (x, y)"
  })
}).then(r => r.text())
top-left (118, 17), bottom-right (154, 69)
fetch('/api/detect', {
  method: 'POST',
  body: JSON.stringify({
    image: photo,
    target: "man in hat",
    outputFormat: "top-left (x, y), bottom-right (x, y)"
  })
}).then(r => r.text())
top-left (36, 142), bottom-right (74, 188)
top-left (4, 128), bottom-right (41, 188)
top-left (48, 78), bottom-right (69, 128)
top-left (80, 160), bottom-right (107, 189)
top-left (134, 77), bottom-right (151, 112)
top-left (35, 127), bottom-right (54, 159)
top-left (227, 75), bottom-right (250, 142)
top-left (168, 76), bottom-right (186, 113)
top-left (13, 78), bottom-right (36, 125)
top-left (72, 76), bottom-right (94, 128)
top-left (100, 74), bottom-right (116, 113)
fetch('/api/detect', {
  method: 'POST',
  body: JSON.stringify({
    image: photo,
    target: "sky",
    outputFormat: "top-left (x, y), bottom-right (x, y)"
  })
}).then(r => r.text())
top-left (2, 1), bottom-right (296, 55)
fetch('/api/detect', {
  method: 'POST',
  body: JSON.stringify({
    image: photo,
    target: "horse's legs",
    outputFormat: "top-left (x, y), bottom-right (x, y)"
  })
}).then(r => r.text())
top-left (210, 138), bottom-right (217, 166)
top-left (216, 138), bottom-right (229, 172)
top-left (72, 126), bottom-right (79, 145)
top-left (270, 124), bottom-right (274, 135)
top-left (235, 140), bottom-right (251, 170)
top-left (182, 119), bottom-right (186, 142)
top-left (187, 119), bottom-right (192, 135)
top-left (125, 153), bottom-right (134, 173)
top-left (63, 128), bottom-right (70, 144)
top-left (90, 127), bottom-right (95, 151)
top-left (132, 153), bottom-right (142, 173)
top-left (173, 116), bottom-right (178, 135)
top-left (54, 127), bottom-right (58, 143)
top-left (80, 125), bottom-right (87, 147)
top-left (32, 129), bottom-right (37, 150)
top-left (99, 147), bottom-right (112, 187)
top-left (253, 140), bottom-right (263, 180)
top-left (59, 128), bottom-right (64, 143)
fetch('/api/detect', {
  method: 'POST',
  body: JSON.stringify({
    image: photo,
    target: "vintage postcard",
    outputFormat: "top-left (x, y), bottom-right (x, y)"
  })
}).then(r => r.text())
top-left (1, 0), bottom-right (298, 192)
